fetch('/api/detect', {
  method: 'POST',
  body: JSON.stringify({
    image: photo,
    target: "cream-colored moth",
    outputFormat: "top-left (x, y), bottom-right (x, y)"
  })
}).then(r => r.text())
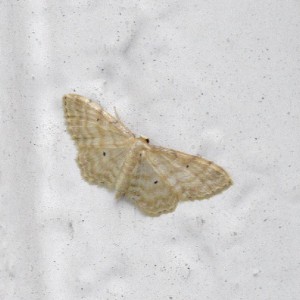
top-left (63, 94), bottom-right (232, 216)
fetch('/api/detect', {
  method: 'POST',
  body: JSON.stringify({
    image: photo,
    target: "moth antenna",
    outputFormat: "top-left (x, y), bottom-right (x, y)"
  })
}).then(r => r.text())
top-left (114, 106), bottom-right (121, 121)
top-left (113, 106), bottom-right (131, 131)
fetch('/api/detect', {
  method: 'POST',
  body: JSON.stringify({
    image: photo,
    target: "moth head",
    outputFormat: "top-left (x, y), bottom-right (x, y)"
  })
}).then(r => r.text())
top-left (139, 135), bottom-right (150, 144)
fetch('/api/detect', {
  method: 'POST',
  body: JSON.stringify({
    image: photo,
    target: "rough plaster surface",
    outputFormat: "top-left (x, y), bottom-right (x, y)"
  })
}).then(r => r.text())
top-left (1, 1), bottom-right (299, 299)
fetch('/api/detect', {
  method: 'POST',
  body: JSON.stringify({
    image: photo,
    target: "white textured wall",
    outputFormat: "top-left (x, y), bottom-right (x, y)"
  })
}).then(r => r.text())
top-left (1, 1), bottom-right (300, 299)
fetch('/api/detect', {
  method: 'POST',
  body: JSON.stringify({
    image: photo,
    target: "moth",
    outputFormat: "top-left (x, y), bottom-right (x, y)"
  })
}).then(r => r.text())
top-left (63, 94), bottom-right (232, 216)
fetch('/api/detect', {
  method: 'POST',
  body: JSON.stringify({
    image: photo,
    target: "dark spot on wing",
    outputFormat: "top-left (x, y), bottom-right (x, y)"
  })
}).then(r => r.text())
top-left (103, 152), bottom-right (106, 156)
top-left (154, 180), bottom-right (158, 184)
top-left (186, 165), bottom-right (189, 168)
